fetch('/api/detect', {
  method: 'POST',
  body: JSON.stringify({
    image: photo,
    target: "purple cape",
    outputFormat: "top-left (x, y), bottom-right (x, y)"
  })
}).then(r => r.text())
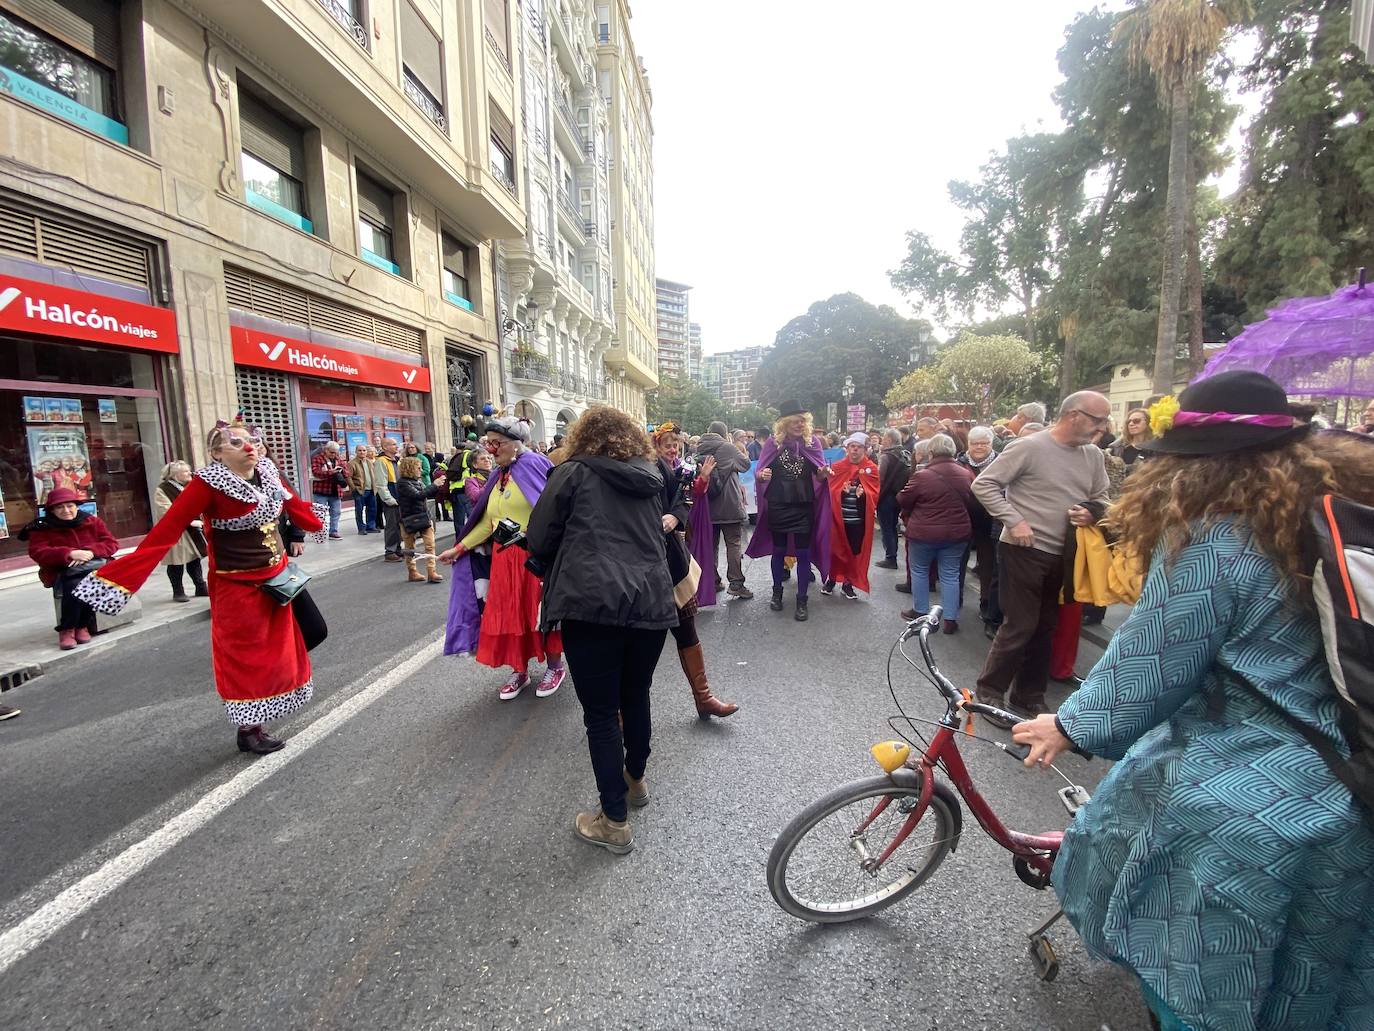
top-left (744, 434), bottom-right (832, 581)
top-left (444, 450), bottom-right (553, 656)
top-left (686, 476), bottom-right (718, 607)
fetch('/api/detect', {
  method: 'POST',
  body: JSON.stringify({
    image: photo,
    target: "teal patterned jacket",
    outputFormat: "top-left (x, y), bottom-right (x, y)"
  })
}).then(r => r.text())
top-left (1055, 517), bottom-right (1374, 1031)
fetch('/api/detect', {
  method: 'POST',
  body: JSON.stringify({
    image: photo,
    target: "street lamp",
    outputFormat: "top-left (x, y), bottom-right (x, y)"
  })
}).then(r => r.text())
top-left (841, 374), bottom-right (855, 429)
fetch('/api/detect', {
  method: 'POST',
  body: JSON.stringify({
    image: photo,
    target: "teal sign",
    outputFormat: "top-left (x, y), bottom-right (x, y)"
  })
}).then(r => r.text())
top-left (0, 66), bottom-right (128, 145)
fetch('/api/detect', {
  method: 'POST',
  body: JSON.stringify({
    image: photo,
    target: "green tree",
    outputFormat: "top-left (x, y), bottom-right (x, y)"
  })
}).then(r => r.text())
top-left (1214, 0), bottom-right (1374, 317)
top-left (933, 334), bottom-right (1041, 418)
top-left (883, 367), bottom-right (952, 413)
top-left (753, 294), bottom-right (930, 420)
top-left (727, 403), bottom-right (777, 434)
top-left (646, 376), bottom-right (728, 435)
top-left (1117, 0), bottom-right (1251, 393)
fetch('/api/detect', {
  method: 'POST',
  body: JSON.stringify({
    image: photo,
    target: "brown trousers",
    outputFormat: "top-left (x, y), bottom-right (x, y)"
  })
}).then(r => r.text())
top-left (402, 525), bottom-right (437, 573)
top-left (975, 542), bottom-right (1063, 709)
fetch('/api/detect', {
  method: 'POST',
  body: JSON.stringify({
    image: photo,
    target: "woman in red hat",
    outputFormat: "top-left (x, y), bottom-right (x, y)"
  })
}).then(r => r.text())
top-left (20, 486), bottom-right (119, 650)
top-left (72, 417), bottom-right (326, 755)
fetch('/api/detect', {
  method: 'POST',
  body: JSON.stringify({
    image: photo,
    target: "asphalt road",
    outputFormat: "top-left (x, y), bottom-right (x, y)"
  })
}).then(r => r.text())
top-left (0, 546), bottom-right (1151, 1030)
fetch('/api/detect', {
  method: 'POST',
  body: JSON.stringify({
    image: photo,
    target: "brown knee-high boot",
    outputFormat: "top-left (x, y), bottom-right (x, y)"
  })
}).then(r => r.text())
top-left (679, 643), bottom-right (737, 719)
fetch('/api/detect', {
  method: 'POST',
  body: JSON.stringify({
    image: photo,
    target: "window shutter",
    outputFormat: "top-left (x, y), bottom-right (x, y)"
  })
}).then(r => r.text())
top-left (0, 0), bottom-right (119, 67)
top-left (489, 100), bottom-right (514, 151)
top-left (356, 172), bottom-right (393, 229)
top-left (483, 0), bottom-right (507, 57)
top-left (399, 2), bottom-right (443, 102)
top-left (441, 232), bottom-right (466, 278)
top-left (237, 88), bottom-right (306, 180)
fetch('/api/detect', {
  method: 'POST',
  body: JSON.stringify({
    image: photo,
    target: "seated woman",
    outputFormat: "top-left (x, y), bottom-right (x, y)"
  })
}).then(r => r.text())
top-left (440, 417), bottom-right (564, 701)
top-left (21, 486), bottom-right (119, 650)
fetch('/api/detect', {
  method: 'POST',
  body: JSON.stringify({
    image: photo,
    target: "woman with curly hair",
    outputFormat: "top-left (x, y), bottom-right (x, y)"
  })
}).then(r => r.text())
top-left (527, 407), bottom-right (678, 854)
top-left (745, 400), bottom-right (832, 621)
top-left (1014, 371), bottom-right (1374, 1030)
top-left (652, 423), bottom-right (738, 719)
top-left (439, 417), bottom-right (564, 701)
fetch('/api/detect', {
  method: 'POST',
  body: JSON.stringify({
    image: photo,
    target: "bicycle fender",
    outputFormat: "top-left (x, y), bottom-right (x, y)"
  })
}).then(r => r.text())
top-left (888, 768), bottom-right (963, 852)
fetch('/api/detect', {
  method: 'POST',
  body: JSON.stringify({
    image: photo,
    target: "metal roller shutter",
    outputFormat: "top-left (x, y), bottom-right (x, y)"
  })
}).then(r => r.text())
top-left (234, 365), bottom-right (299, 488)
top-left (0, 195), bottom-right (154, 291)
top-left (237, 87), bottom-right (306, 180)
top-left (355, 172), bottom-right (393, 230)
top-left (399, 2), bottom-right (443, 103)
top-left (0, 0), bottom-right (119, 67)
top-left (224, 266), bottom-right (423, 357)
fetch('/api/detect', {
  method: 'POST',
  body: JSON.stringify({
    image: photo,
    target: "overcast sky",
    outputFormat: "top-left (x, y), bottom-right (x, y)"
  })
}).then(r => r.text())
top-left (629, 0), bottom-right (1124, 354)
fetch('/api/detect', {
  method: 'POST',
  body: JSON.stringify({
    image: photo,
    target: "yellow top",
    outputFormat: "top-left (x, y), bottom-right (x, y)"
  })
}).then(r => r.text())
top-left (461, 473), bottom-right (534, 552)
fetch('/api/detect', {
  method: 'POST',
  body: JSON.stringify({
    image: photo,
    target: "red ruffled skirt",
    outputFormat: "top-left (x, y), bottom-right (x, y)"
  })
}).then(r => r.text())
top-left (476, 543), bottom-right (562, 670)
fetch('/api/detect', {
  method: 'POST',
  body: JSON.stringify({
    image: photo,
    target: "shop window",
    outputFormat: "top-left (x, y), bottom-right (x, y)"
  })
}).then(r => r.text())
top-left (400, 1), bottom-right (444, 130)
top-left (238, 84), bottom-right (313, 234)
top-left (441, 231), bottom-right (472, 311)
top-left (0, 0), bottom-right (125, 144)
top-left (356, 170), bottom-right (400, 275)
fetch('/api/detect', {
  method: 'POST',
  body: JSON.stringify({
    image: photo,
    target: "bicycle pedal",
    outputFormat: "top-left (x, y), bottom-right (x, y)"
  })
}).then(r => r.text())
top-left (1058, 785), bottom-right (1090, 816)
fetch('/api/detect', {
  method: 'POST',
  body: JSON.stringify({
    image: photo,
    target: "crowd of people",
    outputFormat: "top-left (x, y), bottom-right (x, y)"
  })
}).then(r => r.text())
top-left (13, 372), bottom-right (1374, 1030)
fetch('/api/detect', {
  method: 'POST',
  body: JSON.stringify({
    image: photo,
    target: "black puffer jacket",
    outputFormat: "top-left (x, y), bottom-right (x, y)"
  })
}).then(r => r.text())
top-left (527, 455), bottom-right (678, 631)
top-left (396, 477), bottom-right (441, 530)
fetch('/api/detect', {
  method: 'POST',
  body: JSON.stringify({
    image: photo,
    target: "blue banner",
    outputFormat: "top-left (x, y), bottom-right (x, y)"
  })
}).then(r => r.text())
top-left (0, 66), bottom-right (128, 144)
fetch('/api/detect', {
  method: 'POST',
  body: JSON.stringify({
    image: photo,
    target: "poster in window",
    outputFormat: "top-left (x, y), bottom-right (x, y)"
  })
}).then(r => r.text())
top-left (98, 399), bottom-right (118, 423)
top-left (345, 431), bottom-right (369, 459)
top-left (383, 416), bottom-right (401, 433)
top-left (0, 511), bottom-right (8, 541)
top-left (27, 425), bottom-right (93, 506)
top-left (304, 409), bottom-right (336, 450)
top-left (62, 398), bottom-right (83, 424)
top-left (22, 396), bottom-right (46, 422)
top-left (44, 398), bottom-right (65, 423)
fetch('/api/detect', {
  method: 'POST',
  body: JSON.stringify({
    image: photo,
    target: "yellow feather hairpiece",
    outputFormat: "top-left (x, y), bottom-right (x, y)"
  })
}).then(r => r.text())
top-left (1148, 395), bottom-right (1179, 436)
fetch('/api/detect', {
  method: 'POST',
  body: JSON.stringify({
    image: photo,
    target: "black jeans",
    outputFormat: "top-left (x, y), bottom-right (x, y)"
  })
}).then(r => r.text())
top-left (379, 501), bottom-right (402, 555)
top-left (876, 496), bottom-right (900, 562)
top-left (166, 558), bottom-right (204, 594)
top-left (561, 620), bottom-right (668, 822)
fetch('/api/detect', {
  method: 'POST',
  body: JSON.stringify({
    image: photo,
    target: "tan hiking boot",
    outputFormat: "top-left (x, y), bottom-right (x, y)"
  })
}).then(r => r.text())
top-left (574, 810), bottom-right (634, 854)
top-left (624, 768), bottom-right (649, 808)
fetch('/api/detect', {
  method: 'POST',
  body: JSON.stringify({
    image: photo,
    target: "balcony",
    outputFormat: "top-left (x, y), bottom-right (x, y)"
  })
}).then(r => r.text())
top-left (317, 0), bottom-right (369, 52)
top-left (554, 92), bottom-right (588, 153)
top-left (485, 27), bottom-right (512, 73)
top-left (510, 353), bottom-right (556, 387)
top-left (491, 158), bottom-right (518, 198)
top-left (556, 190), bottom-right (586, 240)
top-left (402, 72), bottom-right (446, 132)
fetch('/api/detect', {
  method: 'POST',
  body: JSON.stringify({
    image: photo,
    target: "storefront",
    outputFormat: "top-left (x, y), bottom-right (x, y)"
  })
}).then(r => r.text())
top-left (0, 273), bottom-right (179, 570)
top-left (230, 322), bottom-right (433, 487)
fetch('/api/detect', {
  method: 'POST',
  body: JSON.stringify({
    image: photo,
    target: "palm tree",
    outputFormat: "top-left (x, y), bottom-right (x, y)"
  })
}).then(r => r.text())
top-left (1117, 0), bottom-right (1249, 394)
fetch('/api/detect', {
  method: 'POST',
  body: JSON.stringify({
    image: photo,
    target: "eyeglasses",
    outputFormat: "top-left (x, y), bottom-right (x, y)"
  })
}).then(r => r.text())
top-left (221, 434), bottom-right (262, 450)
top-left (1071, 410), bottom-right (1111, 427)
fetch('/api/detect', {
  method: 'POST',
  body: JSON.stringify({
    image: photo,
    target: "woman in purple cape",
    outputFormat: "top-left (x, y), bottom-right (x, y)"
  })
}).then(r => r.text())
top-left (745, 400), bottom-right (832, 621)
top-left (439, 417), bottom-right (565, 701)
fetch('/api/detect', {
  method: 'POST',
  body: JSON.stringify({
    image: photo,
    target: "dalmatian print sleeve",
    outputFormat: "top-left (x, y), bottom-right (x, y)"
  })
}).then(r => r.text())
top-left (72, 574), bottom-right (132, 615)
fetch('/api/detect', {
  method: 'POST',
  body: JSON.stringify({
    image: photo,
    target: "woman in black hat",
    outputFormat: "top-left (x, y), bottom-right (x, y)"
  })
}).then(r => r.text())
top-left (1012, 371), bottom-right (1374, 1030)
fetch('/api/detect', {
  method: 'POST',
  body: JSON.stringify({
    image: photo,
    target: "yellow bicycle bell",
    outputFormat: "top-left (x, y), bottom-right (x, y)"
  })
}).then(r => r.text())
top-left (870, 740), bottom-right (911, 773)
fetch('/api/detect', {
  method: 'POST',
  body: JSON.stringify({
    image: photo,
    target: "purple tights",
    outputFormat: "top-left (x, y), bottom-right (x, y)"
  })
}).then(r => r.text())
top-left (771, 543), bottom-right (813, 599)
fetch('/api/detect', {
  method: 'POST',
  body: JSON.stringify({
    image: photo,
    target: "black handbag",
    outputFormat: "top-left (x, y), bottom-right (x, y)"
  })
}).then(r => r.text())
top-left (260, 562), bottom-right (312, 605)
top-left (401, 509), bottom-right (432, 533)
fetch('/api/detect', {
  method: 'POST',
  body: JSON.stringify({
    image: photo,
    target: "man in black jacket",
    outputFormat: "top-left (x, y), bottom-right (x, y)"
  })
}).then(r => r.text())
top-left (694, 420), bottom-right (754, 599)
top-left (875, 428), bottom-right (909, 569)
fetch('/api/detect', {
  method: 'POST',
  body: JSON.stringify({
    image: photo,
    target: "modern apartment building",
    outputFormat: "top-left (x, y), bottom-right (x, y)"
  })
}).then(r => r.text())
top-left (655, 277), bottom-right (690, 381)
top-left (699, 345), bottom-right (769, 410)
top-left (596, 0), bottom-right (656, 421)
top-left (687, 321), bottom-right (701, 382)
top-left (0, 0), bottom-right (524, 572)
top-left (497, 0), bottom-right (616, 443)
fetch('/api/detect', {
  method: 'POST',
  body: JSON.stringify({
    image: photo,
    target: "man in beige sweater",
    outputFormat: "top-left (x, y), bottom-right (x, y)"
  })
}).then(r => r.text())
top-left (971, 391), bottom-right (1111, 717)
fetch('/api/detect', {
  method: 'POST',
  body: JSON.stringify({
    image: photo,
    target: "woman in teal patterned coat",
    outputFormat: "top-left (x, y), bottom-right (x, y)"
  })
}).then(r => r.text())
top-left (1014, 372), bottom-right (1374, 1031)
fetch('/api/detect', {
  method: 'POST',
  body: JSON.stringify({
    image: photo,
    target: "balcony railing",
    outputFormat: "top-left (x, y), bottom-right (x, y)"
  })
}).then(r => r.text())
top-left (510, 355), bottom-right (555, 386)
top-left (403, 73), bottom-right (446, 131)
top-left (555, 93), bottom-right (587, 151)
top-left (317, 0), bottom-right (370, 51)
top-left (485, 28), bottom-right (512, 73)
top-left (586, 378), bottom-right (607, 401)
top-left (491, 159), bottom-right (517, 197)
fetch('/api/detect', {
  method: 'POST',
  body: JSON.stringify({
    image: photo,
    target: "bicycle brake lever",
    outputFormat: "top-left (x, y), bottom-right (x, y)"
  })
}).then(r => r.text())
top-left (1002, 741), bottom-right (1031, 762)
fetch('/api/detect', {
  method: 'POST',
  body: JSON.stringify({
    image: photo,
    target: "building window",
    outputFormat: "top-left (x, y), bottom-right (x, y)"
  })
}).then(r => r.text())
top-left (483, 0), bottom-right (508, 65)
top-left (238, 86), bottom-right (312, 233)
top-left (356, 171), bottom-right (399, 275)
top-left (318, 0), bottom-right (370, 51)
top-left (400, 2), bottom-right (445, 130)
top-left (0, 0), bottom-right (125, 144)
top-left (441, 231), bottom-right (472, 310)
top-left (489, 99), bottom-right (516, 196)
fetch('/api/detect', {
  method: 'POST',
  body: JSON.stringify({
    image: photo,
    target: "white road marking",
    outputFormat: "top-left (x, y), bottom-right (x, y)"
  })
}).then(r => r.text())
top-left (0, 636), bottom-right (446, 976)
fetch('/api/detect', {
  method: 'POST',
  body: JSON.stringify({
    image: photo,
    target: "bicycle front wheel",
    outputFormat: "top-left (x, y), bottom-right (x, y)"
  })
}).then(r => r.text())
top-left (767, 773), bottom-right (957, 923)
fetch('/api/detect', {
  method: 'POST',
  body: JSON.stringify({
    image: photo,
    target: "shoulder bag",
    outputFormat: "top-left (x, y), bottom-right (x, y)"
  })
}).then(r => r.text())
top-left (260, 562), bottom-right (312, 605)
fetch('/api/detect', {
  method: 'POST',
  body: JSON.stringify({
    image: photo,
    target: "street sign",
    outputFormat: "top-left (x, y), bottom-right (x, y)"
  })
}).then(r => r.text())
top-left (847, 404), bottom-right (866, 430)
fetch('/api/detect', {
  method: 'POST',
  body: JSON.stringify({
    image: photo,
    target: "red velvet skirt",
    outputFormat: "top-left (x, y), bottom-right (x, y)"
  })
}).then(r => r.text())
top-left (209, 575), bottom-right (313, 725)
top-left (476, 543), bottom-right (562, 670)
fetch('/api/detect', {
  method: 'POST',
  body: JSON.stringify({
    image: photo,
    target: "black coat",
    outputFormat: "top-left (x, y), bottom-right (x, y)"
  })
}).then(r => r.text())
top-left (527, 455), bottom-right (678, 631)
top-left (658, 456), bottom-right (693, 588)
top-left (396, 477), bottom-right (441, 530)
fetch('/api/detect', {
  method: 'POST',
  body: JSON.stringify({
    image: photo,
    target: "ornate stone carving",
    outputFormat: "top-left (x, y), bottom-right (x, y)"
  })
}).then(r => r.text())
top-left (204, 32), bottom-right (239, 195)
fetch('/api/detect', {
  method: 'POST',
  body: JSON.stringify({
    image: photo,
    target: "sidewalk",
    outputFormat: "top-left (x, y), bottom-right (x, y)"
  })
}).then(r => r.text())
top-left (0, 521), bottom-right (456, 688)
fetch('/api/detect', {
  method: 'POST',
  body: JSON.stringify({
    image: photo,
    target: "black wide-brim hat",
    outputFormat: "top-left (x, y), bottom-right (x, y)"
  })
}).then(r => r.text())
top-left (777, 399), bottom-right (808, 418)
top-left (1143, 370), bottom-right (1312, 456)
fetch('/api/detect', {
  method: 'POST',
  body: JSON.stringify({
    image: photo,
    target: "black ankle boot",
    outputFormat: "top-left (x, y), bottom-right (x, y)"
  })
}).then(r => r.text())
top-left (795, 597), bottom-right (809, 621)
top-left (192, 581), bottom-right (209, 597)
top-left (770, 586), bottom-right (784, 612)
top-left (237, 725), bottom-right (285, 755)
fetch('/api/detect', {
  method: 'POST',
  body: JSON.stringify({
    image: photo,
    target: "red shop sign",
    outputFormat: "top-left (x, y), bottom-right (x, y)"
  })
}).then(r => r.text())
top-left (0, 274), bottom-right (178, 354)
top-left (231, 325), bottom-right (432, 393)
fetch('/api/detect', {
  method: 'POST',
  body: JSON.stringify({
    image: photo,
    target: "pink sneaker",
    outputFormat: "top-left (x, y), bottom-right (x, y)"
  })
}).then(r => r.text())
top-left (535, 666), bottom-right (567, 698)
top-left (498, 671), bottom-right (528, 701)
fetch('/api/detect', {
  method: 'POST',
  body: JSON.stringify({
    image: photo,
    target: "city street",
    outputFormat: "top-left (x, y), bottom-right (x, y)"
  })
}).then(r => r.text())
top-left (0, 547), bottom-right (1150, 1031)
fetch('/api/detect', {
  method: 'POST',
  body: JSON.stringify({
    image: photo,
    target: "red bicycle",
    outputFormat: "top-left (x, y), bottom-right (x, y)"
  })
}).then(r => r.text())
top-left (765, 606), bottom-right (1091, 981)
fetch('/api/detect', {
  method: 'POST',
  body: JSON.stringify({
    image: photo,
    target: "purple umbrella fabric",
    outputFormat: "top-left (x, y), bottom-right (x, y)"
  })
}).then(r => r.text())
top-left (1199, 283), bottom-right (1374, 396)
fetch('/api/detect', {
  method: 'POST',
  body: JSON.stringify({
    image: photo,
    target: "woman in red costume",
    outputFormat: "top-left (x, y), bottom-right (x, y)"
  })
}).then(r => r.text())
top-left (74, 417), bottom-right (326, 755)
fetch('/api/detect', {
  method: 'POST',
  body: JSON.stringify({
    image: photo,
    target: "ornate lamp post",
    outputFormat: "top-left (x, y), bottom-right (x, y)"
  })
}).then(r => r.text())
top-left (841, 375), bottom-right (855, 431)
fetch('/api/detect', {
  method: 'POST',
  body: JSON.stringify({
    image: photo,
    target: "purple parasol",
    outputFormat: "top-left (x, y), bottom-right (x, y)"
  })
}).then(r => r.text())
top-left (1199, 280), bottom-right (1374, 398)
